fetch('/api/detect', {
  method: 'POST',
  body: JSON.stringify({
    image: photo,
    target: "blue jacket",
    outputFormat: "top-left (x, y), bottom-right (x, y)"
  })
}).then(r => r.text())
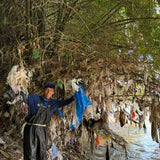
top-left (26, 94), bottom-right (74, 117)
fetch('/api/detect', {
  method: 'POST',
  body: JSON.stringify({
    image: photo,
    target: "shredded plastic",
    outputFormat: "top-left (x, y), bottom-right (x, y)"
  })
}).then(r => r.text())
top-left (5, 65), bottom-right (34, 104)
top-left (51, 142), bottom-right (59, 160)
top-left (7, 65), bottom-right (33, 95)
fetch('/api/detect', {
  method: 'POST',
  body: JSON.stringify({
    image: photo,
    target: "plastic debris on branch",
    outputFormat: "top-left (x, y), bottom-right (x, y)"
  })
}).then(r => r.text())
top-left (4, 65), bottom-right (34, 104)
top-left (47, 142), bottom-right (60, 160)
top-left (70, 78), bottom-right (92, 129)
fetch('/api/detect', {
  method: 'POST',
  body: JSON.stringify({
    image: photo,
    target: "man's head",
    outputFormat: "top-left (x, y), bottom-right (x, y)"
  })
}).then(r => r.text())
top-left (43, 83), bottom-right (55, 99)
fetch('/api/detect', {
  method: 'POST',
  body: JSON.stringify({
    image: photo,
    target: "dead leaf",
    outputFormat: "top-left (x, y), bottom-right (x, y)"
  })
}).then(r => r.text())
top-left (0, 149), bottom-right (10, 158)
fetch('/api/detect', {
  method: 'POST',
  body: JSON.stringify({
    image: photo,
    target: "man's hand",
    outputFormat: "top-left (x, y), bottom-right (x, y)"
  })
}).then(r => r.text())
top-left (71, 78), bottom-right (82, 92)
top-left (2, 85), bottom-right (17, 102)
top-left (2, 85), bottom-right (26, 105)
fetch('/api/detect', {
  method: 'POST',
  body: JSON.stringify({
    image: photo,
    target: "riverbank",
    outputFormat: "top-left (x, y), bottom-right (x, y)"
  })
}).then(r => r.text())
top-left (83, 120), bottom-right (160, 160)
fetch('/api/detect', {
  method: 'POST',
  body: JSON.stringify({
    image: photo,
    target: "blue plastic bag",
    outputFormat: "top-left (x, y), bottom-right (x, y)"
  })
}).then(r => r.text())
top-left (70, 84), bottom-right (92, 129)
top-left (51, 142), bottom-right (59, 160)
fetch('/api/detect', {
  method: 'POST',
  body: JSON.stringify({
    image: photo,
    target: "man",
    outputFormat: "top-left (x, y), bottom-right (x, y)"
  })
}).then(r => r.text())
top-left (23, 82), bottom-right (75, 160)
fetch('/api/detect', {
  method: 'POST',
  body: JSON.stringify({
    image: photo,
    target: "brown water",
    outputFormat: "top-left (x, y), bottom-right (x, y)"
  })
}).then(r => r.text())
top-left (84, 119), bottom-right (160, 160)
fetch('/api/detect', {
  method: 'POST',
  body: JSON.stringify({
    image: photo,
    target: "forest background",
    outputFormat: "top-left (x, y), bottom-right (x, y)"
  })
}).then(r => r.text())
top-left (0, 0), bottom-right (160, 159)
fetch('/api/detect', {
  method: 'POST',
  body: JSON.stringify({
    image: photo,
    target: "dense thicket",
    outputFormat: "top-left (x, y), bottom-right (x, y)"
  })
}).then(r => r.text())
top-left (0, 0), bottom-right (160, 159)
top-left (1, 0), bottom-right (160, 68)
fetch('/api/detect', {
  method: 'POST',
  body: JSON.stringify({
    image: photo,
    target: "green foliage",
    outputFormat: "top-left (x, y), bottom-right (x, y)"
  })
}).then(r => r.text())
top-left (33, 49), bottom-right (39, 59)
top-left (57, 79), bottom-right (63, 89)
top-left (3, 16), bottom-right (7, 24)
top-left (1, 0), bottom-right (160, 71)
top-left (157, 0), bottom-right (160, 5)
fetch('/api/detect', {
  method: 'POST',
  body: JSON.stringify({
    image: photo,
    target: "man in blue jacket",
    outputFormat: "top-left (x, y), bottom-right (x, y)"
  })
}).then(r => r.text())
top-left (23, 83), bottom-right (75, 160)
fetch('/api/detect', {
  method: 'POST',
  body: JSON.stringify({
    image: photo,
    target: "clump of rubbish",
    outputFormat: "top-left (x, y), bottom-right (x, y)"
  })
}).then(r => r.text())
top-left (3, 65), bottom-right (34, 104)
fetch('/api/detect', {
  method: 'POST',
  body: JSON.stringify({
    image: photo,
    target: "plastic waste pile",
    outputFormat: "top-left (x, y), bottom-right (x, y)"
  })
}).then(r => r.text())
top-left (1, 62), bottom-right (160, 160)
top-left (3, 65), bottom-right (34, 104)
